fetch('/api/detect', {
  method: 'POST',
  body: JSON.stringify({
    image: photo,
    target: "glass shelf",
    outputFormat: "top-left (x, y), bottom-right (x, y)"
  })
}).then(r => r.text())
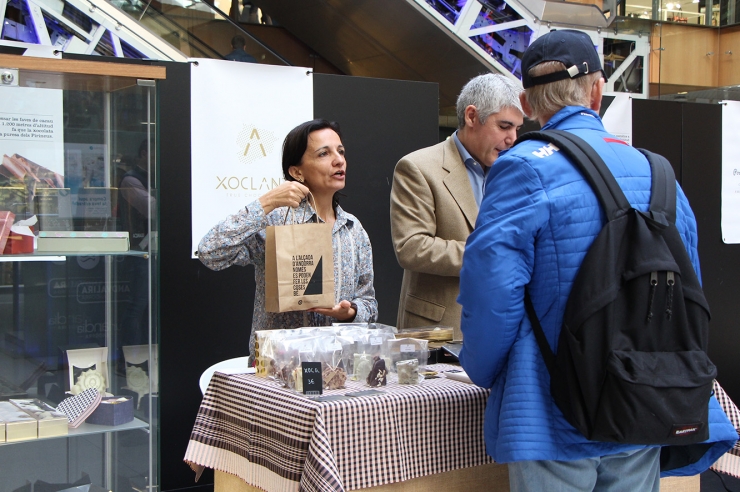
top-left (0, 417), bottom-right (149, 446)
top-left (0, 250), bottom-right (149, 261)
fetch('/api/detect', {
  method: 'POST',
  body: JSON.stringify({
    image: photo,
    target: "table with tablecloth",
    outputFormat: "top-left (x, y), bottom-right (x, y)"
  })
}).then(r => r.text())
top-left (185, 364), bottom-right (494, 492)
top-left (184, 364), bottom-right (740, 492)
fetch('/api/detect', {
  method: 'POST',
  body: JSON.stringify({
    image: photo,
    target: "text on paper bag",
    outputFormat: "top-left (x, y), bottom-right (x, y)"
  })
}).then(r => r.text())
top-left (292, 255), bottom-right (324, 296)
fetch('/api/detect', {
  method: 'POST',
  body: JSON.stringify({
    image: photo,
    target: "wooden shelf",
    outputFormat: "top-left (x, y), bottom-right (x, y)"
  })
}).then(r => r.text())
top-left (0, 54), bottom-right (166, 79)
top-left (0, 54), bottom-right (166, 91)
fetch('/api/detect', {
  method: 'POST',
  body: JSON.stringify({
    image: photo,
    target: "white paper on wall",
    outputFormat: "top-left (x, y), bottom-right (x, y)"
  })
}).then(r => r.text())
top-left (601, 93), bottom-right (632, 146)
top-left (721, 100), bottom-right (740, 244)
top-left (190, 59), bottom-right (313, 257)
top-left (0, 86), bottom-right (64, 176)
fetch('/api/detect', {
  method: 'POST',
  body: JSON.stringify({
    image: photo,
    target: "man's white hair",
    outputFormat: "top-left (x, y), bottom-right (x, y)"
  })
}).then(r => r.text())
top-left (523, 61), bottom-right (602, 121)
top-left (456, 73), bottom-right (523, 129)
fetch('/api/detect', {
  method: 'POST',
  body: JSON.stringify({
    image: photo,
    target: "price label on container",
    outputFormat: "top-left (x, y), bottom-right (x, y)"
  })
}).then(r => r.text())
top-left (302, 362), bottom-right (323, 395)
top-left (400, 344), bottom-right (416, 353)
top-left (370, 336), bottom-right (383, 346)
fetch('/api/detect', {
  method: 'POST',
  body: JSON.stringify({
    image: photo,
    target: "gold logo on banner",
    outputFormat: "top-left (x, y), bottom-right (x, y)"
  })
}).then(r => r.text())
top-left (237, 125), bottom-right (277, 165)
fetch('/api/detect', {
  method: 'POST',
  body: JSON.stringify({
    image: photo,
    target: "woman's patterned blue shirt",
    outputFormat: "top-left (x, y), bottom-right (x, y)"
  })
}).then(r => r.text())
top-left (198, 198), bottom-right (378, 356)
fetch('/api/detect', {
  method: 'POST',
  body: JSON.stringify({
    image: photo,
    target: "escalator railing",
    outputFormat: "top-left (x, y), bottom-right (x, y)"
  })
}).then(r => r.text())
top-left (107, 0), bottom-right (290, 64)
top-left (413, 0), bottom-right (647, 97)
top-left (1, 0), bottom-right (291, 64)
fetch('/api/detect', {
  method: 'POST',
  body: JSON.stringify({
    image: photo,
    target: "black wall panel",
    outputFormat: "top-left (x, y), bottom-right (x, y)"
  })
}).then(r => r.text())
top-left (633, 99), bottom-right (740, 403)
top-left (313, 74), bottom-right (439, 325)
top-left (632, 98), bottom-right (684, 182)
top-left (681, 103), bottom-right (740, 401)
top-left (158, 68), bottom-right (438, 490)
top-left (159, 60), bottom-right (227, 491)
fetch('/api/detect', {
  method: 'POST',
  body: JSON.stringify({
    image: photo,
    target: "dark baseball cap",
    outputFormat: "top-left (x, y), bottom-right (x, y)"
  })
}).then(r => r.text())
top-left (521, 30), bottom-right (607, 88)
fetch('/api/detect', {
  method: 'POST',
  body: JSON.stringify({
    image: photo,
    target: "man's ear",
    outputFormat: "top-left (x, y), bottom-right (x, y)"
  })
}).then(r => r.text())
top-left (590, 77), bottom-right (606, 112)
top-left (519, 92), bottom-right (533, 119)
top-left (464, 105), bottom-right (478, 128)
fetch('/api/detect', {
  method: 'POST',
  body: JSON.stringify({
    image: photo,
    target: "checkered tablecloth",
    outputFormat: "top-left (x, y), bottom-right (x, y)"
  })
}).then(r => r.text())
top-left (184, 368), bottom-right (740, 492)
top-left (184, 364), bottom-right (492, 492)
top-left (711, 381), bottom-right (740, 479)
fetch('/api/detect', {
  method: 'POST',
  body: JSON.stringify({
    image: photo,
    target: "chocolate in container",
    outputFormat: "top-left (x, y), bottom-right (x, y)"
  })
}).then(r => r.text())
top-left (384, 338), bottom-right (429, 373)
top-left (353, 353), bottom-right (374, 382)
top-left (0, 401), bottom-right (37, 442)
top-left (322, 365), bottom-right (347, 390)
top-left (396, 359), bottom-right (420, 385)
top-left (10, 399), bottom-right (68, 438)
top-left (366, 356), bottom-right (388, 387)
top-left (274, 336), bottom-right (320, 389)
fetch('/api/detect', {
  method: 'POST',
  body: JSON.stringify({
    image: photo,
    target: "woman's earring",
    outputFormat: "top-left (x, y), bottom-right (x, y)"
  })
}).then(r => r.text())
top-left (297, 177), bottom-right (304, 183)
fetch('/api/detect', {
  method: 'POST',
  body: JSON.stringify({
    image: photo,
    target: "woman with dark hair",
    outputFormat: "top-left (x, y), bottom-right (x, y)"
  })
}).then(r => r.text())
top-left (198, 119), bottom-right (378, 357)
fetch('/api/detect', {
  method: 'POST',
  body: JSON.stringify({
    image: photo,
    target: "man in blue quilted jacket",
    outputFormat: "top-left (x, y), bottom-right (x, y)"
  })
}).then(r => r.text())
top-left (458, 29), bottom-right (738, 491)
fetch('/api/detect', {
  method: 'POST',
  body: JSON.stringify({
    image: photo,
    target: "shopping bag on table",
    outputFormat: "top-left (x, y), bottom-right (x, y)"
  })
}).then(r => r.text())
top-left (265, 202), bottom-right (335, 313)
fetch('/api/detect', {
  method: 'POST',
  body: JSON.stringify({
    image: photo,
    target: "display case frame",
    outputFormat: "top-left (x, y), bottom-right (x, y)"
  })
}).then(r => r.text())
top-left (0, 53), bottom-right (163, 492)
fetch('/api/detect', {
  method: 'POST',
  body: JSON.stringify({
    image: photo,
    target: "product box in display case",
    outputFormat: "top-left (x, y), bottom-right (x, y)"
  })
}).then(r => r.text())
top-left (85, 396), bottom-right (134, 426)
top-left (10, 399), bottom-right (68, 438)
top-left (37, 231), bottom-right (129, 253)
top-left (0, 401), bottom-right (37, 442)
top-left (34, 187), bottom-right (72, 231)
top-left (3, 216), bottom-right (35, 254)
top-left (0, 210), bottom-right (14, 251)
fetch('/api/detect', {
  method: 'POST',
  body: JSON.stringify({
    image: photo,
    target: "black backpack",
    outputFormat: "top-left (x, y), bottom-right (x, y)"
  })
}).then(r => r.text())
top-left (518, 129), bottom-right (716, 445)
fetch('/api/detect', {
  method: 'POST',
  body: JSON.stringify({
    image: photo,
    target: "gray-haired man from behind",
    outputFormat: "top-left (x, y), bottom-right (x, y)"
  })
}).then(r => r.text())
top-left (458, 29), bottom-right (737, 492)
top-left (390, 73), bottom-right (523, 337)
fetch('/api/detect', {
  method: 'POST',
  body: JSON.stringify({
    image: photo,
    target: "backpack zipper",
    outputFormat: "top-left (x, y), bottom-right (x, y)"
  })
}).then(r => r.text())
top-left (647, 271), bottom-right (658, 322)
top-left (666, 271), bottom-right (675, 320)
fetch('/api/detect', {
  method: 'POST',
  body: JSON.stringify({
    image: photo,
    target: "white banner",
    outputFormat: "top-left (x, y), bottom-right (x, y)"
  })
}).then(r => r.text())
top-left (0, 86), bottom-right (64, 176)
top-left (601, 93), bottom-right (632, 146)
top-left (721, 100), bottom-right (740, 244)
top-left (190, 60), bottom-right (313, 257)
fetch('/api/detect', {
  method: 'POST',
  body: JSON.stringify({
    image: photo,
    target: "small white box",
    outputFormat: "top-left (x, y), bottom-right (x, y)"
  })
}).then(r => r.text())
top-left (37, 231), bottom-right (129, 253)
top-left (0, 401), bottom-right (37, 442)
top-left (10, 399), bottom-right (68, 438)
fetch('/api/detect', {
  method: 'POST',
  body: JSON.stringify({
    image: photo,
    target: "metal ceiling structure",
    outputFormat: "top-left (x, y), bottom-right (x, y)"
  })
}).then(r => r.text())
top-left (251, 0), bottom-right (650, 115)
top-left (1, 0), bottom-right (650, 115)
top-left (0, 0), bottom-right (190, 60)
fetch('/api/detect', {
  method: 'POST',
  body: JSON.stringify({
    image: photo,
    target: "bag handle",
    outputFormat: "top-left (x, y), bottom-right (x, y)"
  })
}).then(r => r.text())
top-left (281, 191), bottom-right (323, 225)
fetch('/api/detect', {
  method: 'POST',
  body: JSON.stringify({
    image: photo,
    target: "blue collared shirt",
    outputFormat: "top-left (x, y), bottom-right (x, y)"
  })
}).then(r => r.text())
top-left (453, 131), bottom-right (487, 207)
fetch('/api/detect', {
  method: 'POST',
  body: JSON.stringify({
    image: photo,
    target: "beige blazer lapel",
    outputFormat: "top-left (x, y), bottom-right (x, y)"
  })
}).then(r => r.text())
top-left (441, 138), bottom-right (478, 229)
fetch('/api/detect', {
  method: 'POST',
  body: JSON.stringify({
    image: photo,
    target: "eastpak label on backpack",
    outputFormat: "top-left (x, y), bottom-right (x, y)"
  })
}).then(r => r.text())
top-left (520, 130), bottom-right (716, 445)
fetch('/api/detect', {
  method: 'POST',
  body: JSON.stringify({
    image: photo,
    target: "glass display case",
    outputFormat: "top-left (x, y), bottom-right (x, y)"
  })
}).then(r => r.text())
top-left (0, 54), bottom-right (161, 492)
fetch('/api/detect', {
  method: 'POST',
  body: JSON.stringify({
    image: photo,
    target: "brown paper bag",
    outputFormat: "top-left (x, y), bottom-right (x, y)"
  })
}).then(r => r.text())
top-left (265, 214), bottom-right (335, 313)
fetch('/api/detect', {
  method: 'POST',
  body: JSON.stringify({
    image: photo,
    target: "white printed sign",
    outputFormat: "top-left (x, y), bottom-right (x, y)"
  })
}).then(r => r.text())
top-left (721, 100), bottom-right (740, 243)
top-left (0, 86), bottom-right (64, 176)
top-left (190, 59), bottom-right (313, 257)
top-left (601, 93), bottom-right (633, 146)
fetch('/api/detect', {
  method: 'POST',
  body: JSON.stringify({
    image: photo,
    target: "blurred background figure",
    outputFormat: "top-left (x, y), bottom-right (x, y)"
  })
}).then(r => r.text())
top-left (117, 139), bottom-right (155, 349)
top-left (225, 35), bottom-right (257, 63)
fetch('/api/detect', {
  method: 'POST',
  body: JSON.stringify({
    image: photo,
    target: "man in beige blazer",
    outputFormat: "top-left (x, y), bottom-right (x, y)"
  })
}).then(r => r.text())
top-left (391, 74), bottom-right (524, 337)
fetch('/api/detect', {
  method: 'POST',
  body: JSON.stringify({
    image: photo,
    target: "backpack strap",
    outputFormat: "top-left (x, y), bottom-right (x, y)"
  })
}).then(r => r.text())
top-left (637, 149), bottom-right (677, 224)
top-left (515, 130), bottom-right (631, 221)
top-left (524, 292), bottom-right (556, 374)
top-left (517, 130), bottom-right (675, 376)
